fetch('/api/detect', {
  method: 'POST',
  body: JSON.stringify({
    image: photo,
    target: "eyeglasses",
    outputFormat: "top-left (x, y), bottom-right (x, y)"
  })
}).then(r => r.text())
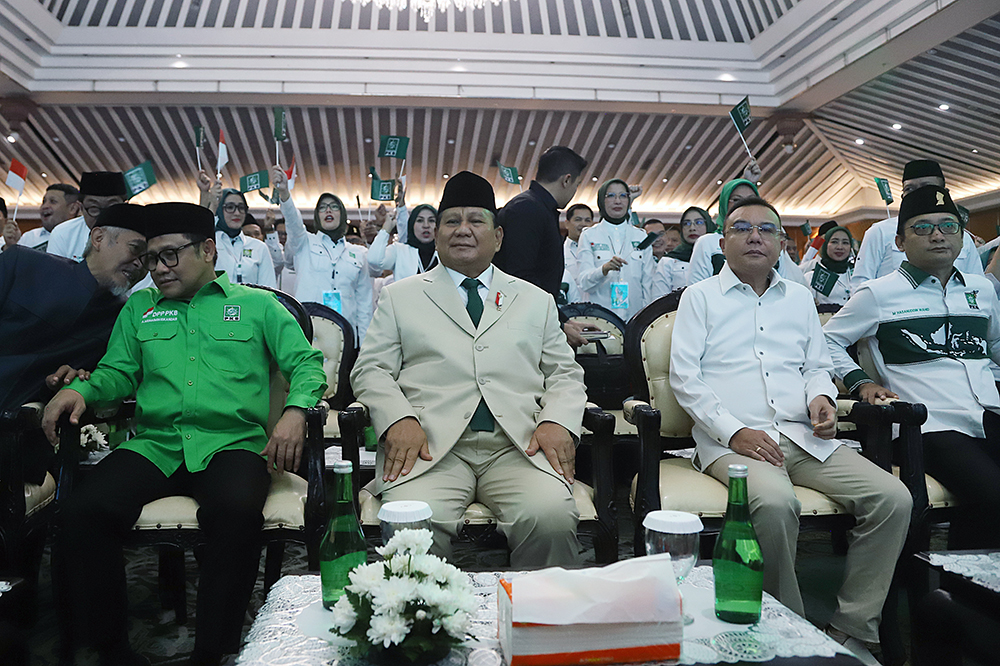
top-left (140, 241), bottom-right (198, 271)
top-left (317, 203), bottom-right (339, 213)
top-left (727, 221), bottom-right (780, 238)
top-left (604, 192), bottom-right (629, 201)
top-left (222, 203), bottom-right (247, 214)
top-left (908, 221), bottom-right (961, 236)
top-left (681, 220), bottom-right (706, 227)
top-left (84, 204), bottom-right (112, 218)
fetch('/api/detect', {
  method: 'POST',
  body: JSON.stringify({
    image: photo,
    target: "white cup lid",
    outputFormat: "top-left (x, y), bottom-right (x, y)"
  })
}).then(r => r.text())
top-left (643, 510), bottom-right (704, 534)
top-left (378, 500), bottom-right (433, 523)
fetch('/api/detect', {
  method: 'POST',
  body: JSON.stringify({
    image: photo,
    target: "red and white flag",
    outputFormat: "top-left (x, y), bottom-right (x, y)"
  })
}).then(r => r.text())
top-left (216, 130), bottom-right (229, 175)
top-left (5, 158), bottom-right (27, 195)
top-left (286, 157), bottom-right (296, 191)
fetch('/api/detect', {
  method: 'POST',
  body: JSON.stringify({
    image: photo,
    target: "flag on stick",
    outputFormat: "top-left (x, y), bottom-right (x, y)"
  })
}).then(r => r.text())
top-left (124, 160), bottom-right (156, 198)
top-left (5, 158), bottom-right (26, 195)
top-left (262, 159), bottom-right (296, 205)
top-left (497, 161), bottom-right (519, 184)
top-left (729, 96), bottom-right (755, 160)
top-left (195, 126), bottom-right (206, 172)
top-left (216, 130), bottom-right (229, 178)
top-left (369, 167), bottom-right (395, 201)
top-left (874, 177), bottom-right (893, 204)
top-left (240, 169), bottom-right (269, 194)
top-left (273, 108), bottom-right (287, 142)
top-left (378, 135), bottom-right (409, 158)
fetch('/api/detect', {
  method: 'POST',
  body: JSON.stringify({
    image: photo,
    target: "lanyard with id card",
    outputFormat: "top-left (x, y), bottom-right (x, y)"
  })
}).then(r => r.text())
top-left (323, 290), bottom-right (343, 313)
top-left (810, 265), bottom-right (840, 297)
top-left (610, 281), bottom-right (629, 310)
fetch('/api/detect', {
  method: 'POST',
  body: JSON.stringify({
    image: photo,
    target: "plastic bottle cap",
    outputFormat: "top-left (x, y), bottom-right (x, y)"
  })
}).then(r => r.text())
top-left (642, 510), bottom-right (704, 534)
top-left (378, 500), bottom-right (433, 523)
top-left (728, 463), bottom-right (749, 478)
top-left (333, 460), bottom-right (353, 473)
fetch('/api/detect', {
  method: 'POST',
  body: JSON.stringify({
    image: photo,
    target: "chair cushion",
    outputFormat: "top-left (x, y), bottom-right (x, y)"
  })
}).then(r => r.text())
top-left (324, 409), bottom-right (341, 439)
top-left (629, 457), bottom-right (847, 519)
top-left (639, 312), bottom-right (695, 438)
top-left (889, 466), bottom-right (958, 509)
top-left (132, 472), bottom-right (307, 531)
top-left (359, 480), bottom-right (598, 526)
top-left (24, 472), bottom-right (56, 518)
top-left (311, 315), bottom-right (346, 399)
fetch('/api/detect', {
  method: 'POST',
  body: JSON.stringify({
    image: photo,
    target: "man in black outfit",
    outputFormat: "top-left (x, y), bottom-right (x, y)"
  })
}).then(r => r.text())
top-left (493, 146), bottom-right (588, 346)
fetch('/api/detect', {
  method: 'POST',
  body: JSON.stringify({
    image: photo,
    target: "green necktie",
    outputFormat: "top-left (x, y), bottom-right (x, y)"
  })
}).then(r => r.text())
top-left (461, 277), bottom-right (494, 432)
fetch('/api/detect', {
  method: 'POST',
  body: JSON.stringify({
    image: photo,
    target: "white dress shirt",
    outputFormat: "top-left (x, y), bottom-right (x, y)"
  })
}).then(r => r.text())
top-left (851, 217), bottom-right (983, 293)
top-left (281, 197), bottom-right (373, 344)
top-left (576, 220), bottom-right (656, 321)
top-left (670, 264), bottom-right (841, 471)
top-left (445, 264), bottom-right (493, 310)
top-left (46, 216), bottom-right (89, 262)
top-left (18, 227), bottom-right (51, 251)
top-left (214, 229), bottom-right (277, 289)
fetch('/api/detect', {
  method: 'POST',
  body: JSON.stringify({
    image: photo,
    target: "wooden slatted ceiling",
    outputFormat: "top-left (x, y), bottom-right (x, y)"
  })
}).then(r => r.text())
top-left (1, 103), bottom-right (862, 217)
top-left (40, 0), bottom-right (800, 40)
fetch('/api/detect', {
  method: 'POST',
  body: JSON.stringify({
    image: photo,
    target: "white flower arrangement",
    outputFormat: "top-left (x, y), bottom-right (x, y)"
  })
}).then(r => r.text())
top-left (80, 424), bottom-right (109, 452)
top-left (330, 528), bottom-right (476, 663)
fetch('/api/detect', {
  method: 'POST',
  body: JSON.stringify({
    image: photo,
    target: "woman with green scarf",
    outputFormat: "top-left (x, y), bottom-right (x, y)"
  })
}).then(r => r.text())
top-left (687, 178), bottom-right (808, 287)
top-left (271, 166), bottom-right (373, 344)
top-left (213, 187), bottom-right (277, 288)
top-left (652, 206), bottom-right (714, 298)
top-left (367, 202), bottom-right (439, 280)
top-left (803, 226), bottom-right (854, 306)
top-left (577, 178), bottom-right (656, 320)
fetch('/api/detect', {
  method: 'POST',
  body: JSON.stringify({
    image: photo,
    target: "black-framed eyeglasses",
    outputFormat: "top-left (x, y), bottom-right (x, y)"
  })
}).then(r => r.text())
top-left (908, 221), bottom-right (962, 236)
top-left (727, 221), bottom-right (780, 238)
top-left (317, 203), bottom-right (339, 213)
top-left (222, 203), bottom-right (247, 214)
top-left (140, 241), bottom-right (198, 271)
top-left (84, 204), bottom-right (112, 218)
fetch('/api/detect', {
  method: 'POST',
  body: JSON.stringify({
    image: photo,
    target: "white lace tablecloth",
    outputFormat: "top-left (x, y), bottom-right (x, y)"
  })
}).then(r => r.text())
top-left (927, 552), bottom-right (1000, 593)
top-left (237, 567), bottom-right (851, 665)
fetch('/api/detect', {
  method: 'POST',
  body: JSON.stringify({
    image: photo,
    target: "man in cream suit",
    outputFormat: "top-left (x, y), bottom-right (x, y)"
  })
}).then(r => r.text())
top-left (351, 171), bottom-right (587, 568)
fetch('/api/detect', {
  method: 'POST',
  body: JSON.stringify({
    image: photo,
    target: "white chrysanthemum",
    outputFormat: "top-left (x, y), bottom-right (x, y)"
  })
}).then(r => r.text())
top-left (330, 595), bottom-right (358, 633)
top-left (368, 611), bottom-right (411, 647)
top-left (440, 610), bottom-right (469, 639)
top-left (409, 554), bottom-right (449, 581)
top-left (347, 562), bottom-right (387, 594)
top-left (371, 576), bottom-right (419, 614)
top-left (387, 553), bottom-right (414, 577)
top-left (377, 528), bottom-right (434, 559)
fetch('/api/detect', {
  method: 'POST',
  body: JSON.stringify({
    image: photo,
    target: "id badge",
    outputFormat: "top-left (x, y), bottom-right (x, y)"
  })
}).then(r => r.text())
top-left (610, 281), bottom-right (629, 310)
top-left (323, 290), bottom-right (343, 313)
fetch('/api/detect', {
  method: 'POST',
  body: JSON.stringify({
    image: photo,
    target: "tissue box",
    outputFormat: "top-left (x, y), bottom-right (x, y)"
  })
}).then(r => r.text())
top-left (497, 556), bottom-right (682, 666)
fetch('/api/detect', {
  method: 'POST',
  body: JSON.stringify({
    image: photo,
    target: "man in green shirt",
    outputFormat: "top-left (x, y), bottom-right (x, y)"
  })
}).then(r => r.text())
top-left (43, 202), bottom-right (326, 666)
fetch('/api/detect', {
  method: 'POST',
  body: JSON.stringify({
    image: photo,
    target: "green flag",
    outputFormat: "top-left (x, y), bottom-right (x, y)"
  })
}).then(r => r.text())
top-left (273, 108), bottom-right (287, 142)
top-left (239, 169), bottom-right (269, 193)
top-left (124, 161), bottom-right (156, 198)
top-left (800, 221), bottom-right (811, 236)
top-left (497, 161), bottom-right (519, 184)
top-left (378, 135), bottom-right (410, 158)
top-left (195, 126), bottom-right (206, 149)
top-left (371, 177), bottom-right (396, 201)
top-left (729, 96), bottom-right (752, 134)
top-left (874, 177), bottom-right (893, 204)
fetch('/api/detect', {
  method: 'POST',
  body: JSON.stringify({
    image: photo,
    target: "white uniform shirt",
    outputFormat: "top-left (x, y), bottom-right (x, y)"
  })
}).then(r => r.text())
top-left (18, 227), bottom-right (51, 251)
top-left (46, 216), bottom-right (89, 262)
top-left (577, 220), bottom-right (656, 321)
top-left (264, 231), bottom-right (284, 274)
top-left (214, 229), bottom-right (277, 289)
top-left (670, 264), bottom-right (842, 471)
top-left (851, 217), bottom-right (983, 293)
top-left (687, 232), bottom-right (808, 287)
top-left (367, 229), bottom-right (438, 281)
top-left (824, 263), bottom-right (1000, 438)
top-left (281, 198), bottom-right (373, 344)
top-left (803, 265), bottom-right (853, 307)
top-left (652, 256), bottom-right (689, 299)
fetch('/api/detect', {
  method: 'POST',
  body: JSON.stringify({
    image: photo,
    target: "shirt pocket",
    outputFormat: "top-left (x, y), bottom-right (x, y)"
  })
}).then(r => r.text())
top-left (136, 324), bottom-right (179, 371)
top-left (206, 324), bottom-right (255, 374)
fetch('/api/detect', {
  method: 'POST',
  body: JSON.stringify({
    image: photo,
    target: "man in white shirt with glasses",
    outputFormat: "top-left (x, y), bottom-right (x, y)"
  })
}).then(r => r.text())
top-left (669, 196), bottom-right (911, 664)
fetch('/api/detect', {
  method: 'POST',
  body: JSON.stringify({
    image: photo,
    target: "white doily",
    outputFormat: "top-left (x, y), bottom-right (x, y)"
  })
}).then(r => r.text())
top-left (927, 552), bottom-right (1000, 593)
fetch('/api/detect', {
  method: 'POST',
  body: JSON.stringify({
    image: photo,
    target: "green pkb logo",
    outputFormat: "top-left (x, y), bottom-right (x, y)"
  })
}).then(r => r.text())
top-left (966, 291), bottom-right (980, 310)
top-left (223, 305), bottom-right (241, 322)
top-left (385, 137), bottom-right (400, 156)
top-left (245, 173), bottom-right (261, 190)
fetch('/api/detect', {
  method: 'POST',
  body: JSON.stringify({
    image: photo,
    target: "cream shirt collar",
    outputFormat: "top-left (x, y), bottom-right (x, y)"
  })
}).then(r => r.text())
top-left (445, 264), bottom-right (494, 292)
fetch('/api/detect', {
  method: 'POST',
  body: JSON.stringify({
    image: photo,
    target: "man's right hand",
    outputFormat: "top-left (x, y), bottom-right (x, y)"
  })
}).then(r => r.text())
top-left (376, 204), bottom-right (393, 232)
top-left (857, 382), bottom-right (898, 404)
top-left (562, 320), bottom-right (592, 349)
top-left (602, 255), bottom-right (627, 275)
top-left (729, 428), bottom-right (783, 467)
top-left (41, 389), bottom-right (87, 446)
top-left (270, 165), bottom-right (290, 201)
top-left (382, 416), bottom-right (432, 482)
top-left (2, 220), bottom-right (21, 249)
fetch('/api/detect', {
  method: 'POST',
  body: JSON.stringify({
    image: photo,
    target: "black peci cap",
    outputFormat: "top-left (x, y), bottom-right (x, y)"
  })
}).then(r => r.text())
top-left (80, 171), bottom-right (127, 198)
top-left (897, 185), bottom-right (960, 234)
top-left (94, 203), bottom-right (146, 235)
top-left (901, 159), bottom-right (944, 183)
top-left (437, 171), bottom-right (497, 219)
top-left (144, 202), bottom-right (215, 239)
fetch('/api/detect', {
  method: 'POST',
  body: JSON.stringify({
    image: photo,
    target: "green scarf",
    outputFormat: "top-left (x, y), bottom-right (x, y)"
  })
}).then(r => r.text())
top-left (715, 178), bottom-right (760, 227)
top-left (314, 193), bottom-right (348, 243)
top-left (215, 188), bottom-right (247, 239)
top-left (667, 206), bottom-right (716, 262)
top-left (596, 178), bottom-right (631, 225)
top-left (819, 226), bottom-right (853, 274)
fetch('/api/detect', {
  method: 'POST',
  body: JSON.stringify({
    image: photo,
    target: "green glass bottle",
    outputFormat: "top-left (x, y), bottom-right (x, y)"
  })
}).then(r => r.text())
top-left (319, 460), bottom-right (367, 609)
top-left (713, 463), bottom-right (764, 623)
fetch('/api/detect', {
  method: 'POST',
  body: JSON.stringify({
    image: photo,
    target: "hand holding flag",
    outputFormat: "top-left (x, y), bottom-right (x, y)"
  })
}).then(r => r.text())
top-left (729, 96), bottom-right (755, 161)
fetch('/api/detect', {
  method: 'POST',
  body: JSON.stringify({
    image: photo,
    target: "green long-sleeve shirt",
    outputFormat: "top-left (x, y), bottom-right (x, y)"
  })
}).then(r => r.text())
top-left (69, 272), bottom-right (327, 476)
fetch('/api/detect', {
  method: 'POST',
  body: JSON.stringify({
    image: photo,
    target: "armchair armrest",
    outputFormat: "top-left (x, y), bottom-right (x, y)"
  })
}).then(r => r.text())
top-left (337, 403), bottom-right (370, 513)
top-left (580, 405), bottom-right (618, 563)
top-left (54, 401), bottom-right (137, 504)
top-left (622, 398), bottom-right (646, 425)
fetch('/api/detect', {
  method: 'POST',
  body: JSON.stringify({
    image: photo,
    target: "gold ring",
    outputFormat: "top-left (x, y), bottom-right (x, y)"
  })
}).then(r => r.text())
top-left (755, 446), bottom-right (761, 453)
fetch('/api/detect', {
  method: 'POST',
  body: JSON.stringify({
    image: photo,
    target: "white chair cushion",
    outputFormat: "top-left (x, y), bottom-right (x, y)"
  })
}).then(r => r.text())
top-left (24, 472), bottom-right (56, 518)
top-left (311, 316), bottom-right (346, 399)
top-left (132, 471), bottom-right (308, 531)
top-left (359, 480), bottom-right (598, 526)
top-left (889, 466), bottom-right (958, 509)
top-left (629, 457), bottom-right (847, 519)
top-left (324, 409), bottom-right (341, 439)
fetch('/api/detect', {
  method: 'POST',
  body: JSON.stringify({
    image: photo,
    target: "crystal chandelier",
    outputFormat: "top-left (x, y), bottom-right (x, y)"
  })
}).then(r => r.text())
top-left (359, 0), bottom-right (505, 23)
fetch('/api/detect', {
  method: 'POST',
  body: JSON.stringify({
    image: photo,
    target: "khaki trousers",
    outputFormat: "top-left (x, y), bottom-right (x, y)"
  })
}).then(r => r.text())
top-left (381, 426), bottom-right (581, 569)
top-left (707, 436), bottom-right (911, 642)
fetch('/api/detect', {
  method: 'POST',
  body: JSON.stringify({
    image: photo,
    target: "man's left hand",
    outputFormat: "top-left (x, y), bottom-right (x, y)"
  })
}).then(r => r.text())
top-left (263, 407), bottom-right (307, 473)
top-left (808, 396), bottom-right (838, 439)
top-left (45, 365), bottom-right (91, 390)
top-left (562, 320), bottom-right (593, 349)
top-left (526, 421), bottom-right (576, 484)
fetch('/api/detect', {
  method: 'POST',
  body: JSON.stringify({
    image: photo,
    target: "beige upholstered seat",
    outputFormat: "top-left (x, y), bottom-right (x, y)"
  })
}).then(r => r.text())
top-left (23, 472), bottom-right (57, 518)
top-left (571, 316), bottom-right (624, 356)
top-left (310, 311), bottom-right (348, 439)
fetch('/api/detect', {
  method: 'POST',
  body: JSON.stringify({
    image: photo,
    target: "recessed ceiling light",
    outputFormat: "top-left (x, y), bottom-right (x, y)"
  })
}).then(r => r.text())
top-left (364, 137), bottom-right (372, 143)
top-left (756, 181), bottom-right (762, 186)
top-left (41, 172), bottom-right (47, 177)
top-left (592, 177), bottom-right (598, 182)
top-left (447, 139), bottom-right (455, 145)
top-left (685, 145), bottom-right (692, 150)
top-left (607, 143), bottom-right (615, 148)
top-left (518, 175), bottom-right (523, 180)
top-left (938, 104), bottom-right (950, 111)
top-left (855, 139), bottom-right (865, 145)
top-left (172, 60), bottom-right (188, 68)
top-left (891, 123), bottom-right (902, 130)
top-left (661, 178), bottom-right (668, 183)
top-left (5, 135), bottom-right (15, 143)
top-left (118, 137), bottom-right (125, 142)
top-left (367, 173), bottom-right (372, 178)
top-left (718, 73), bottom-right (736, 82)
top-left (175, 53), bottom-right (183, 58)
top-left (527, 140), bottom-right (536, 146)
top-left (972, 149), bottom-right (979, 153)
top-left (52, 137), bottom-right (59, 142)
top-left (717, 180), bottom-right (723, 185)
top-left (443, 174), bottom-right (449, 179)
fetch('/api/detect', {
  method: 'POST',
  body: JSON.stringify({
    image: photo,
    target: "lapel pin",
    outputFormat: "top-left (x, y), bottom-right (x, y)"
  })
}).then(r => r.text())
top-left (495, 292), bottom-right (505, 310)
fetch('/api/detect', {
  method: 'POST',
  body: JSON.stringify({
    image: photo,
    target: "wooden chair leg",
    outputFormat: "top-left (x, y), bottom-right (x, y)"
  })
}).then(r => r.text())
top-left (263, 542), bottom-right (284, 591)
